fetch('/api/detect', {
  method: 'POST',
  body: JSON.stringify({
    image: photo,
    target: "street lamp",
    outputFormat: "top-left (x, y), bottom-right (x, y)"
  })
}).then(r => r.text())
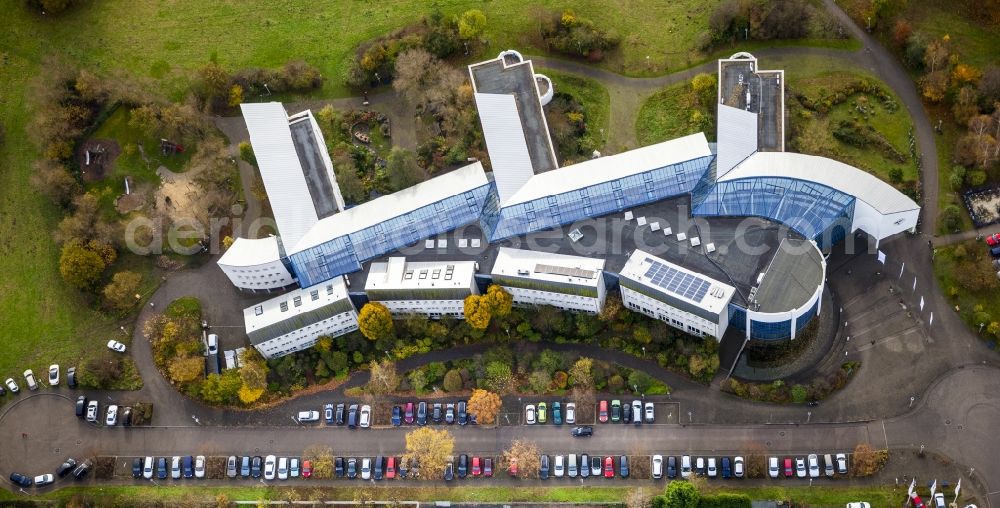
top-left (806, 411), bottom-right (812, 423)
top-left (909, 396), bottom-right (916, 408)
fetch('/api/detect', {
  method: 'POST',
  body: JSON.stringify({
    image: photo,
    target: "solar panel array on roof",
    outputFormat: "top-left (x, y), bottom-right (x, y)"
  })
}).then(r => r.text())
top-left (534, 263), bottom-right (596, 279)
top-left (642, 258), bottom-right (711, 303)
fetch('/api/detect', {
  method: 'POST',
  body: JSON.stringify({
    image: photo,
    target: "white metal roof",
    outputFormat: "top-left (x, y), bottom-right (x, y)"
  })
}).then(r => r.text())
top-left (619, 250), bottom-right (735, 315)
top-left (502, 133), bottom-right (712, 206)
top-left (721, 151), bottom-right (920, 215)
top-left (474, 93), bottom-right (536, 204)
top-left (491, 247), bottom-right (605, 288)
top-left (241, 102), bottom-right (320, 250)
top-left (365, 257), bottom-right (477, 291)
top-left (289, 162), bottom-right (489, 254)
top-left (217, 236), bottom-right (282, 267)
top-left (243, 276), bottom-right (351, 332)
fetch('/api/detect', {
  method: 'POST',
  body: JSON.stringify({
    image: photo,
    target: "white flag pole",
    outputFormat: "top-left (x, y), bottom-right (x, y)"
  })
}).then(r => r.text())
top-left (930, 479), bottom-right (937, 499)
top-left (899, 262), bottom-right (905, 279)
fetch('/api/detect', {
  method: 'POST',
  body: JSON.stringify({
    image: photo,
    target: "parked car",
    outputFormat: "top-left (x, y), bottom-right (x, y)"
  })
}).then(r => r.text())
top-left (652, 455), bottom-right (663, 479)
top-left (417, 401), bottom-right (427, 425)
top-left (335, 457), bottom-right (344, 478)
top-left (386, 456), bottom-right (396, 479)
top-left (565, 402), bottom-right (576, 424)
top-left (695, 457), bottom-right (705, 476)
top-left (445, 403), bottom-right (456, 424)
top-left (457, 454), bottom-right (468, 479)
top-left (552, 401), bottom-right (562, 425)
top-left (302, 460), bottom-right (313, 478)
top-left (681, 455), bottom-right (692, 478)
top-left (458, 400), bottom-right (468, 425)
top-left (358, 404), bottom-right (372, 428)
top-left (846, 503), bottom-right (872, 508)
top-left (132, 458), bottom-right (143, 478)
top-left (471, 456), bottom-right (481, 477)
top-left (75, 396), bottom-right (87, 418)
top-left (347, 404), bottom-right (359, 428)
top-left (335, 403), bottom-right (345, 425)
top-left (240, 456), bottom-right (251, 477)
top-left (667, 456), bottom-right (677, 478)
top-left (910, 494), bottom-right (927, 508)
top-left (619, 455), bottom-right (629, 478)
top-left (292, 458), bottom-right (301, 478)
top-left (721, 457), bottom-right (732, 479)
top-left (808, 454), bottom-right (820, 478)
top-left (631, 400), bottom-right (643, 425)
top-left (277, 457), bottom-right (288, 480)
top-left (347, 458), bottom-right (357, 479)
top-left (443, 461), bottom-right (454, 481)
top-left (603, 456), bottom-right (615, 478)
top-left (143, 457), bottom-right (154, 479)
top-left (72, 461), bottom-right (91, 480)
top-left (107, 339), bottom-right (127, 353)
top-left (538, 455), bottom-right (550, 480)
top-left (525, 404), bottom-right (536, 425)
top-left (158, 457), bottom-right (169, 479)
top-left (644, 401), bottom-right (655, 423)
top-left (568, 453), bottom-right (578, 478)
top-left (182, 455), bottom-right (194, 478)
top-left (707, 457), bottom-right (718, 478)
top-left (571, 425), bottom-right (594, 437)
top-left (5, 377), bottom-right (18, 393)
top-left (122, 407), bottom-right (132, 426)
top-left (932, 493), bottom-right (946, 508)
top-left (432, 402), bottom-right (442, 423)
top-left (537, 402), bottom-right (547, 423)
top-left (598, 400), bottom-right (608, 423)
top-left (483, 457), bottom-right (493, 477)
top-left (768, 456), bottom-right (780, 478)
top-left (835, 453), bottom-right (848, 474)
top-left (610, 400), bottom-right (622, 422)
top-left (795, 457), bottom-right (807, 478)
top-left (360, 458), bottom-right (372, 480)
top-left (404, 402), bottom-right (414, 424)
top-left (373, 456), bottom-right (384, 480)
top-left (105, 404), bottom-right (118, 426)
top-left (251, 456), bottom-right (263, 478)
top-left (48, 364), bottom-right (59, 386)
top-left (391, 406), bottom-right (402, 426)
top-left (783, 457), bottom-right (793, 478)
top-left (67, 367), bottom-right (77, 388)
top-left (297, 410), bottom-right (319, 422)
top-left (824, 454), bottom-right (835, 477)
top-left (34, 473), bottom-right (54, 487)
top-left (23, 369), bottom-right (37, 391)
top-left (195, 456), bottom-right (205, 479)
top-left (734, 456), bottom-right (745, 478)
top-left (264, 455), bottom-right (276, 480)
top-left (9, 472), bottom-right (33, 487)
top-left (86, 400), bottom-right (99, 422)
top-left (579, 454), bottom-right (589, 478)
top-left (324, 403), bottom-right (334, 423)
top-left (226, 456), bottom-right (237, 478)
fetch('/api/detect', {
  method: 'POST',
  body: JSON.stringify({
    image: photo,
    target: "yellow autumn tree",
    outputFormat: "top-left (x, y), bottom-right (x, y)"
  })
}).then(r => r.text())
top-left (466, 389), bottom-right (502, 425)
top-left (464, 294), bottom-right (492, 330)
top-left (358, 302), bottom-right (395, 341)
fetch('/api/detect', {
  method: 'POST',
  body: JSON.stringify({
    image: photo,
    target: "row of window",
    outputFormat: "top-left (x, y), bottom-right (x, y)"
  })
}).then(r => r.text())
top-left (258, 313), bottom-right (359, 357)
top-left (622, 290), bottom-right (716, 337)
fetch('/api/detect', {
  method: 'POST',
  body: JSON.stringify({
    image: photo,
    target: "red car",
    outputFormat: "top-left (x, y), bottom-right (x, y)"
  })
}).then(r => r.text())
top-left (986, 233), bottom-right (1000, 246)
top-left (603, 456), bottom-right (615, 478)
top-left (404, 402), bottom-right (414, 424)
top-left (302, 460), bottom-right (312, 478)
top-left (386, 456), bottom-right (396, 479)
top-left (471, 456), bottom-right (481, 477)
top-left (598, 400), bottom-right (608, 423)
top-left (909, 494), bottom-right (926, 508)
top-left (783, 458), bottom-right (793, 478)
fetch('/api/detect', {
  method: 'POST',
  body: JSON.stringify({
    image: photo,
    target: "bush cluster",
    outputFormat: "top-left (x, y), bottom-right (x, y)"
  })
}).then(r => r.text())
top-left (539, 9), bottom-right (620, 61)
top-left (720, 362), bottom-right (857, 404)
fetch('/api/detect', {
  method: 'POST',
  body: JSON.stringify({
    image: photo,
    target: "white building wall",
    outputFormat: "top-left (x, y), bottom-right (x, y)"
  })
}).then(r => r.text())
top-left (620, 286), bottom-right (726, 339)
top-left (852, 199), bottom-right (920, 242)
top-left (254, 310), bottom-right (359, 359)
top-left (377, 299), bottom-right (467, 319)
top-left (503, 286), bottom-right (603, 314)
top-left (716, 105), bottom-right (759, 178)
top-left (219, 259), bottom-right (295, 292)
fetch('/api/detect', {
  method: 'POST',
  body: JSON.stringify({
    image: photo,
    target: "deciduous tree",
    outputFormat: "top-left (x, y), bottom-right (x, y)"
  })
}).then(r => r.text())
top-left (102, 270), bottom-right (143, 312)
top-left (663, 480), bottom-right (700, 508)
top-left (385, 147), bottom-right (428, 191)
top-left (503, 439), bottom-right (541, 479)
top-left (366, 358), bottom-right (399, 395)
top-left (59, 238), bottom-right (108, 290)
top-left (358, 302), bottom-right (395, 341)
top-left (458, 9), bottom-right (487, 40)
top-left (168, 356), bottom-right (204, 383)
top-left (851, 442), bottom-right (888, 477)
top-left (404, 427), bottom-right (454, 480)
top-left (464, 294), bottom-right (492, 330)
top-left (303, 445), bottom-right (334, 479)
top-left (466, 388), bottom-right (502, 425)
top-left (568, 357), bottom-right (594, 388)
top-left (443, 369), bottom-right (464, 392)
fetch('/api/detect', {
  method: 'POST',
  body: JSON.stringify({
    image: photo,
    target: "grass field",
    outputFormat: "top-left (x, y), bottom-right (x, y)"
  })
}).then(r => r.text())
top-left (537, 67), bottom-right (611, 151)
top-left (636, 81), bottom-right (715, 146)
top-left (933, 239), bottom-right (1000, 342)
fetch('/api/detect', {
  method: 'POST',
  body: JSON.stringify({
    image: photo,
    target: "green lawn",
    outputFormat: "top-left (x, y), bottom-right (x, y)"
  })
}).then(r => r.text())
top-left (636, 81), bottom-right (714, 146)
top-left (933, 240), bottom-right (1000, 342)
top-left (706, 484), bottom-right (901, 506)
top-left (537, 67), bottom-right (611, 151)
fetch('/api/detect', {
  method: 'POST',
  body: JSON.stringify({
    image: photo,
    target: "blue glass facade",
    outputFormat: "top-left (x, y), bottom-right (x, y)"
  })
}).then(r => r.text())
top-left (289, 184), bottom-right (492, 287)
top-left (795, 298), bottom-right (819, 336)
top-left (691, 176), bottom-right (855, 249)
top-left (750, 317), bottom-right (792, 340)
top-left (481, 155), bottom-right (715, 241)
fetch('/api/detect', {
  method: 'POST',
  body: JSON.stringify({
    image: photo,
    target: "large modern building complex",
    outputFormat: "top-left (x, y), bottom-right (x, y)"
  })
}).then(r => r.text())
top-left (220, 51), bottom-right (920, 359)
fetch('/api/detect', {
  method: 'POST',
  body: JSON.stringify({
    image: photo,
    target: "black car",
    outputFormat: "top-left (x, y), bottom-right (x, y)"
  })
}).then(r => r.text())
top-left (67, 367), bottom-right (77, 388)
top-left (539, 454), bottom-right (550, 480)
top-left (73, 461), bottom-right (92, 480)
top-left (122, 407), bottom-right (132, 427)
top-left (443, 462), bottom-right (454, 481)
top-left (457, 454), bottom-right (468, 478)
top-left (57, 458), bottom-right (77, 478)
top-left (75, 396), bottom-right (87, 418)
top-left (156, 457), bottom-right (168, 479)
top-left (622, 402), bottom-right (631, 424)
top-left (347, 458), bottom-right (358, 479)
top-left (251, 456), bottom-right (263, 478)
top-left (391, 406), bottom-right (402, 427)
top-left (347, 404), bottom-right (359, 429)
top-left (240, 456), bottom-right (251, 477)
top-left (571, 426), bottom-right (593, 437)
top-left (335, 403), bottom-right (345, 425)
top-left (432, 403), bottom-right (442, 423)
top-left (457, 401), bottom-right (468, 425)
top-left (0, 385), bottom-right (5, 396)
top-left (667, 456), bottom-right (677, 478)
top-left (9, 472), bottom-right (32, 487)
top-left (417, 401), bottom-right (427, 426)
top-left (373, 455), bottom-right (384, 480)
top-left (132, 458), bottom-right (143, 478)
top-left (335, 457), bottom-right (344, 477)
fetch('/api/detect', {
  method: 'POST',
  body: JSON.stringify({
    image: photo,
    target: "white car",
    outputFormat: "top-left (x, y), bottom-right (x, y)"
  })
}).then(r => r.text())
top-left (33, 473), bottom-right (54, 486)
top-left (651, 455), bottom-right (663, 479)
top-left (932, 493), bottom-right (946, 508)
top-left (553, 455), bottom-right (564, 478)
top-left (5, 378), bottom-right (19, 393)
top-left (105, 404), bottom-right (118, 426)
top-left (680, 455), bottom-right (691, 478)
top-left (143, 456), bottom-right (154, 479)
top-left (264, 455), bottom-right (276, 480)
top-left (297, 410), bottom-right (319, 422)
top-left (23, 369), bottom-right (37, 391)
top-left (808, 454), bottom-right (820, 478)
top-left (359, 405), bottom-right (371, 428)
top-left (195, 456), bottom-right (205, 478)
top-left (525, 404), bottom-right (536, 425)
top-left (734, 456), bottom-right (745, 478)
top-left (846, 503), bottom-right (871, 508)
top-left (631, 400), bottom-right (643, 424)
top-left (644, 401), bottom-right (655, 423)
top-left (277, 457), bottom-right (288, 480)
top-left (171, 456), bottom-right (181, 479)
top-left (361, 458), bottom-right (372, 480)
top-left (565, 402), bottom-right (576, 424)
top-left (795, 457), bottom-right (807, 478)
top-left (107, 340), bottom-right (127, 353)
top-left (86, 400), bottom-right (99, 422)
top-left (707, 457), bottom-right (718, 477)
top-left (48, 364), bottom-right (59, 386)
top-left (768, 456), bottom-right (779, 478)
top-left (835, 453), bottom-right (848, 474)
